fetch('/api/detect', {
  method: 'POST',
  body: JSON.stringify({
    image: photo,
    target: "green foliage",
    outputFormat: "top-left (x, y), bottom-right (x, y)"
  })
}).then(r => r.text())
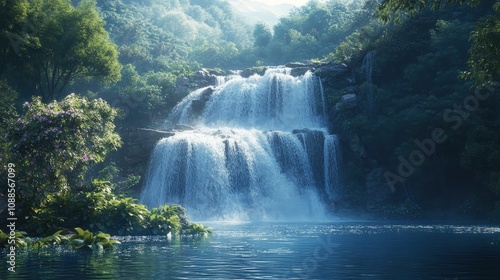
top-left (14, 0), bottom-right (121, 101)
top-left (91, 193), bottom-right (150, 235)
top-left (149, 205), bottom-right (188, 235)
top-left (0, 230), bottom-right (30, 248)
top-left (96, 64), bottom-right (179, 126)
top-left (191, 41), bottom-right (239, 68)
top-left (376, 0), bottom-right (482, 23)
top-left (0, 80), bottom-right (18, 166)
top-left (330, 23), bottom-right (383, 64)
top-left (253, 23), bottom-right (272, 48)
top-left (31, 230), bottom-right (68, 249)
top-left (68, 227), bottom-right (121, 252)
top-left (377, 0), bottom-right (499, 89)
top-left (28, 179), bottom-right (147, 235)
top-left (96, 0), bottom-right (251, 70)
top-left (8, 94), bottom-right (121, 208)
top-left (182, 223), bottom-right (212, 236)
top-left (148, 204), bottom-right (213, 236)
top-left (462, 14), bottom-right (500, 88)
top-left (26, 179), bottom-right (211, 236)
top-left (328, 2), bottom-right (500, 217)
top-left (0, 0), bottom-right (28, 75)
top-left (241, 0), bottom-right (376, 66)
top-left (1, 228), bottom-right (120, 252)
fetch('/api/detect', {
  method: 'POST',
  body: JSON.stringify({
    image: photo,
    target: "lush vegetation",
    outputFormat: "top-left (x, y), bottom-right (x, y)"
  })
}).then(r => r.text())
top-left (1, 91), bottom-right (210, 236)
top-left (322, 0), bottom-right (500, 220)
top-left (1, 0), bottom-right (500, 230)
top-left (249, 0), bottom-right (378, 65)
top-left (1, 228), bottom-right (121, 252)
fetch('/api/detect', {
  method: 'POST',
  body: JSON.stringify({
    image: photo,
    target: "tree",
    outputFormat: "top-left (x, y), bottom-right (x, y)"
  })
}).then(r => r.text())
top-left (253, 23), bottom-right (272, 48)
top-left (463, 14), bottom-right (500, 88)
top-left (0, 80), bottom-right (18, 166)
top-left (8, 94), bottom-right (122, 208)
top-left (19, 0), bottom-right (121, 102)
top-left (0, 0), bottom-right (28, 76)
top-left (377, 0), bottom-right (499, 89)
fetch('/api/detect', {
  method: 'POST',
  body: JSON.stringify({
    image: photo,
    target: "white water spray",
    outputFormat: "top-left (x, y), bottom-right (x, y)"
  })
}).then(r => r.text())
top-left (141, 68), bottom-right (342, 220)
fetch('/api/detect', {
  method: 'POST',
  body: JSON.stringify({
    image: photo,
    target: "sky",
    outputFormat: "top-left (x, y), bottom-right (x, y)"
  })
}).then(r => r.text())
top-left (253, 0), bottom-right (310, 6)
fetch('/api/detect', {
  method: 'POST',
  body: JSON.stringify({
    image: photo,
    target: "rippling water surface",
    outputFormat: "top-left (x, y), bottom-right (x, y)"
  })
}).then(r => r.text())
top-left (3, 222), bottom-right (500, 279)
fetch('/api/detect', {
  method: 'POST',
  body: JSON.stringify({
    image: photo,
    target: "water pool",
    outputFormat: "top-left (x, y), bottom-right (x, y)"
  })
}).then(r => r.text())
top-left (3, 222), bottom-right (500, 279)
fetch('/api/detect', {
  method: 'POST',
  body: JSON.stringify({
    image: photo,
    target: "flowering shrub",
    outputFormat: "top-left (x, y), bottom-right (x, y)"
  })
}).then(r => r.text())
top-left (8, 94), bottom-right (122, 208)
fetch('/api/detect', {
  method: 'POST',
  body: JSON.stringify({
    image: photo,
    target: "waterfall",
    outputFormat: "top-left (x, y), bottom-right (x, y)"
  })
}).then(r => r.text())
top-left (140, 68), bottom-right (342, 220)
top-left (362, 50), bottom-right (375, 85)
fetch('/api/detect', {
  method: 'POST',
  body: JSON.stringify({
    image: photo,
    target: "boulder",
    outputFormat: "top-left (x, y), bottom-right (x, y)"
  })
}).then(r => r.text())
top-left (191, 99), bottom-right (205, 115)
top-left (191, 68), bottom-right (217, 87)
top-left (122, 128), bottom-right (175, 170)
top-left (314, 62), bottom-right (348, 78)
top-left (290, 67), bottom-right (313, 77)
top-left (240, 67), bottom-right (268, 78)
top-left (336, 93), bottom-right (358, 110)
top-left (174, 69), bottom-right (218, 98)
top-left (190, 87), bottom-right (214, 115)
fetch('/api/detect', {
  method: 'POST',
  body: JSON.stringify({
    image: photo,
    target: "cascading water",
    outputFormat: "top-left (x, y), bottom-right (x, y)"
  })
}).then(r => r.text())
top-left (140, 68), bottom-right (342, 220)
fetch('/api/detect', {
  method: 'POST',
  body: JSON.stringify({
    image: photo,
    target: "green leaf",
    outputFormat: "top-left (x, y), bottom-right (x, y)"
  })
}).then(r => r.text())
top-left (75, 227), bottom-right (85, 236)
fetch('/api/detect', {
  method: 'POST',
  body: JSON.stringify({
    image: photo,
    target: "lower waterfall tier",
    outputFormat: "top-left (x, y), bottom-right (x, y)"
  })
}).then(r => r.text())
top-left (140, 127), bottom-right (341, 220)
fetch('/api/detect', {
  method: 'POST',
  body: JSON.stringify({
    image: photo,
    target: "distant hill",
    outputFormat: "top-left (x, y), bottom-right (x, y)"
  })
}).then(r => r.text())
top-left (228, 0), bottom-right (295, 27)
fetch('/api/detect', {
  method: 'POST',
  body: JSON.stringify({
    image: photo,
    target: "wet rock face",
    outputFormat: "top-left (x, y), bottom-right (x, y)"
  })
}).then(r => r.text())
top-left (240, 67), bottom-right (268, 78)
top-left (191, 87), bottom-right (214, 115)
top-left (191, 69), bottom-right (217, 87)
top-left (175, 69), bottom-right (219, 97)
top-left (337, 93), bottom-right (358, 110)
top-left (365, 167), bottom-right (394, 211)
top-left (121, 128), bottom-right (175, 173)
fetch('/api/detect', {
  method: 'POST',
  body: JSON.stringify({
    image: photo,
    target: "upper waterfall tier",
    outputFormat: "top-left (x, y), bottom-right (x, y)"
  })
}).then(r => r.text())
top-left (168, 67), bottom-right (326, 130)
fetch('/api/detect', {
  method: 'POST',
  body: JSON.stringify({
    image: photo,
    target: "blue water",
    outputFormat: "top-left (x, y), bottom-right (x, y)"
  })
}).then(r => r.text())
top-left (3, 222), bottom-right (500, 279)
